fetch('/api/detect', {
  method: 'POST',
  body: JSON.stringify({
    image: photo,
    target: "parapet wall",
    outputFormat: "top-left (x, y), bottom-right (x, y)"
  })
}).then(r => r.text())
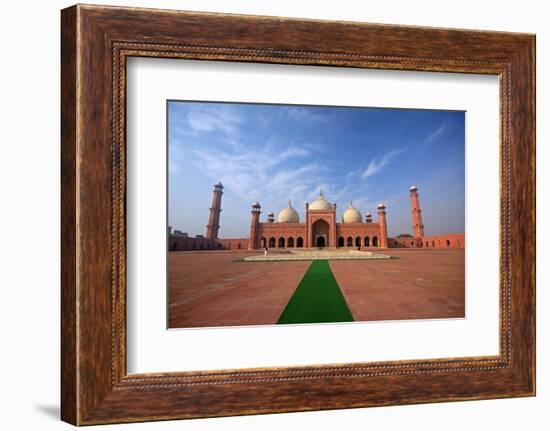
top-left (388, 237), bottom-right (422, 248)
top-left (388, 233), bottom-right (464, 249)
top-left (169, 236), bottom-right (249, 251)
top-left (422, 233), bottom-right (465, 249)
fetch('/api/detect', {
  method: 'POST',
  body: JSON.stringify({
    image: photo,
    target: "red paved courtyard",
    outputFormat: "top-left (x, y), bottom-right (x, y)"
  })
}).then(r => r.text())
top-left (168, 249), bottom-right (465, 328)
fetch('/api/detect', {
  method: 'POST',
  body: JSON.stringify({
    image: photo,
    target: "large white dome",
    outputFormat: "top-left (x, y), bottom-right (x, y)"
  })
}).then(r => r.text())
top-left (342, 202), bottom-right (362, 223)
top-left (278, 202), bottom-right (299, 223)
top-left (309, 192), bottom-right (333, 211)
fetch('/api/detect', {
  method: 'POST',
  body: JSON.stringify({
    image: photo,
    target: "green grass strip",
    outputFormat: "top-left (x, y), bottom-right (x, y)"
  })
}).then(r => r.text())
top-left (277, 260), bottom-right (354, 324)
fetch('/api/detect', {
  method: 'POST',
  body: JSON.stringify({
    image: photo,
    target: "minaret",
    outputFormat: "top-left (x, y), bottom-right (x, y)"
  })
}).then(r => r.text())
top-left (409, 186), bottom-right (425, 238)
top-left (206, 182), bottom-right (223, 240)
top-left (365, 212), bottom-right (372, 223)
top-left (332, 201), bottom-right (337, 247)
top-left (305, 202), bottom-right (310, 248)
top-left (249, 202), bottom-right (261, 250)
top-left (377, 203), bottom-right (388, 248)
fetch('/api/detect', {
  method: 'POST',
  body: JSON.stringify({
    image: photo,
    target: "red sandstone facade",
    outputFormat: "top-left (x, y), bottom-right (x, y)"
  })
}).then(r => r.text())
top-left (169, 183), bottom-right (465, 251)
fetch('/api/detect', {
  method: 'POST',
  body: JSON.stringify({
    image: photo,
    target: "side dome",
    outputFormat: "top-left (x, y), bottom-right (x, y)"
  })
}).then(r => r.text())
top-left (309, 190), bottom-right (333, 211)
top-left (342, 202), bottom-right (362, 223)
top-left (278, 201), bottom-right (299, 223)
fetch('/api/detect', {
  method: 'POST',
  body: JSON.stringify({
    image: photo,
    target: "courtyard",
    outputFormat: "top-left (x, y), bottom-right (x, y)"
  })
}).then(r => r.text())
top-left (168, 249), bottom-right (465, 328)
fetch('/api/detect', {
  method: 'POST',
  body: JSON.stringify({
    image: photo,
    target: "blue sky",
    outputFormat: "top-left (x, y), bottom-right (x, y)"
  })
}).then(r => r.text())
top-left (168, 101), bottom-right (465, 238)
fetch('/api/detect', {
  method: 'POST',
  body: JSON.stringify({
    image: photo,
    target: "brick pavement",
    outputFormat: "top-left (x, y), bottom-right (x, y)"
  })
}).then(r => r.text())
top-left (168, 249), bottom-right (465, 328)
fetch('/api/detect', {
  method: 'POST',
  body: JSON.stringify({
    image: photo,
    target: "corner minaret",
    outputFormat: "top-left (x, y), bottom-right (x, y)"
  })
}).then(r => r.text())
top-left (206, 182), bottom-right (224, 240)
top-left (377, 203), bottom-right (388, 248)
top-left (409, 186), bottom-right (425, 238)
top-left (249, 202), bottom-right (261, 250)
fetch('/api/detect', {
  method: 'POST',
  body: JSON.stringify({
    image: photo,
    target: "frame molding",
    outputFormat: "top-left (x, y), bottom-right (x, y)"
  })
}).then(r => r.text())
top-left (61, 4), bottom-right (535, 425)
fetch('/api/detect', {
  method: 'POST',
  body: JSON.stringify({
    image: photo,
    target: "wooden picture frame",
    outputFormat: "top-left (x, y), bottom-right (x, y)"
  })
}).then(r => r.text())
top-left (61, 4), bottom-right (535, 425)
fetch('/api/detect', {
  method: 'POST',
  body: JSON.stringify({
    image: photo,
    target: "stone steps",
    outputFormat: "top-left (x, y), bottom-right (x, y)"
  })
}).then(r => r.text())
top-left (243, 251), bottom-right (391, 262)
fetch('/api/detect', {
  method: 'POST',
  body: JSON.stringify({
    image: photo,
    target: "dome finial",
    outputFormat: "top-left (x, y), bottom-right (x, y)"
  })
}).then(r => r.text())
top-left (350, 200), bottom-right (353, 207)
top-left (288, 199), bottom-right (292, 208)
top-left (320, 188), bottom-right (323, 197)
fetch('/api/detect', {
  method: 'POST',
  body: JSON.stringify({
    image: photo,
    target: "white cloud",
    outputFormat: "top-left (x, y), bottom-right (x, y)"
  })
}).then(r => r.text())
top-left (188, 136), bottom-right (330, 214)
top-left (187, 105), bottom-right (243, 136)
top-left (424, 122), bottom-right (448, 145)
top-left (362, 147), bottom-right (406, 179)
top-left (284, 106), bottom-right (326, 123)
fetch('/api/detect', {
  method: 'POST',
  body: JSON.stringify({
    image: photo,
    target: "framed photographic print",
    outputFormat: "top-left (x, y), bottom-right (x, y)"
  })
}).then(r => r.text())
top-left (61, 4), bottom-right (535, 425)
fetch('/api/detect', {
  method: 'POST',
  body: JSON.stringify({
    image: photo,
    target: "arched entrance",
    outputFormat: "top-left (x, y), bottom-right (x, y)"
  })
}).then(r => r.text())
top-left (311, 219), bottom-right (330, 248)
top-left (338, 236), bottom-right (344, 247)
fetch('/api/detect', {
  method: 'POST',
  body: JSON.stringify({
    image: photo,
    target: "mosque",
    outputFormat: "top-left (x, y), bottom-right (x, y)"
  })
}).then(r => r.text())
top-left (169, 183), bottom-right (465, 252)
